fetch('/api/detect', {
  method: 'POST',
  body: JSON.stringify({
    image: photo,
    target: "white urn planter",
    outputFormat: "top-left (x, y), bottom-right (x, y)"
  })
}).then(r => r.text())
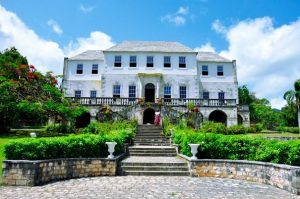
top-left (30, 132), bottom-right (37, 138)
top-left (106, 142), bottom-right (117, 159)
top-left (189, 144), bottom-right (200, 160)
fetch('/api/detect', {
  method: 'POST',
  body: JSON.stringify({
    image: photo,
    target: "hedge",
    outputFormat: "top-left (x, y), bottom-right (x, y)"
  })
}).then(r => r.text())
top-left (4, 128), bottom-right (135, 160)
top-left (173, 127), bottom-right (300, 166)
top-left (275, 126), bottom-right (300, 134)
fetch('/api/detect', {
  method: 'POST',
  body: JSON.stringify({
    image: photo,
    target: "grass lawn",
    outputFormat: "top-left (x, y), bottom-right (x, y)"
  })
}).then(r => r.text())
top-left (247, 132), bottom-right (300, 138)
top-left (0, 136), bottom-right (27, 177)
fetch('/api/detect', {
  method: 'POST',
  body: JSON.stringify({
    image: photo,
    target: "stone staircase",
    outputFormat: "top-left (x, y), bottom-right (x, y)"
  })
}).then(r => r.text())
top-left (120, 125), bottom-right (190, 176)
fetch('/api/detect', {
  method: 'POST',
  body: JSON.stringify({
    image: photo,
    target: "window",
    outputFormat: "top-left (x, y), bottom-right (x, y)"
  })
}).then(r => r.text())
top-left (219, 92), bottom-right (225, 104)
top-left (164, 86), bottom-right (171, 102)
top-left (217, 66), bottom-right (224, 76)
top-left (164, 56), bottom-right (171, 68)
top-left (202, 65), bottom-right (208, 76)
top-left (92, 64), bottom-right (98, 74)
top-left (74, 90), bottom-right (81, 98)
top-left (76, 64), bottom-right (83, 74)
top-left (90, 90), bottom-right (97, 98)
top-left (147, 56), bottom-right (154, 67)
top-left (179, 56), bottom-right (186, 68)
top-left (129, 56), bottom-right (137, 67)
top-left (114, 56), bottom-right (122, 67)
top-left (128, 85), bottom-right (136, 101)
top-left (179, 86), bottom-right (187, 99)
top-left (113, 85), bottom-right (121, 98)
top-left (203, 92), bottom-right (209, 99)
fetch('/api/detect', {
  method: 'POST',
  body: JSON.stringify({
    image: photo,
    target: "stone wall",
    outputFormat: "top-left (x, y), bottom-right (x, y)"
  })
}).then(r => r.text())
top-left (187, 159), bottom-right (300, 195)
top-left (2, 158), bottom-right (119, 186)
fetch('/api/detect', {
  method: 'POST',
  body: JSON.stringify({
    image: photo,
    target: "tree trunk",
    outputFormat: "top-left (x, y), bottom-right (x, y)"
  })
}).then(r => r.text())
top-left (298, 105), bottom-right (300, 132)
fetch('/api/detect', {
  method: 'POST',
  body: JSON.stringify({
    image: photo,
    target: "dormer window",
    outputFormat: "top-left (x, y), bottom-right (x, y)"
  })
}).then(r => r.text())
top-left (129, 56), bottom-right (137, 67)
top-left (164, 56), bottom-right (171, 68)
top-left (76, 64), bottom-right (83, 74)
top-left (147, 56), bottom-right (154, 67)
top-left (202, 65), bottom-right (208, 76)
top-left (217, 66), bottom-right (224, 76)
top-left (92, 64), bottom-right (98, 74)
top-left (114, 56), bottom-right (122, 67)
top-left (179, 56), bottom-right (186, 68)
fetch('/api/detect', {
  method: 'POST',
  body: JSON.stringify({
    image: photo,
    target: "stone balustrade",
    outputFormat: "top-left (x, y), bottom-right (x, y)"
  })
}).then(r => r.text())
top-left (179, 155), bottom-right (300, 195)
top-left (2, 157), bottom-right (120, 186)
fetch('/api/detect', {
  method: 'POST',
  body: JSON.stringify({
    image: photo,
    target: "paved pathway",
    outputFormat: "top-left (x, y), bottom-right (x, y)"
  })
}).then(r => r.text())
top-left (1, 176), bottom-right (299, 199)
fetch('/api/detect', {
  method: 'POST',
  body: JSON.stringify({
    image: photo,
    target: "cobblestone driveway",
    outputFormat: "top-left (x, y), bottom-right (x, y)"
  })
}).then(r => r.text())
top-left (1, 176), bottom-right (299, 199)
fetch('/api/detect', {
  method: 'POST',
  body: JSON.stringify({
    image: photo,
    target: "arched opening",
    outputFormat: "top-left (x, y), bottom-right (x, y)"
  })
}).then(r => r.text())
top-left (238, 114), bottom-right (243, 125)
top-left (75, 112), bottom-right (91, 128)
top-left (143, 108), bottom-right (155, 124)
top-left (209, 110), bottom-right (227, 126)
top-left (145, 83), bottom-right (155, 102)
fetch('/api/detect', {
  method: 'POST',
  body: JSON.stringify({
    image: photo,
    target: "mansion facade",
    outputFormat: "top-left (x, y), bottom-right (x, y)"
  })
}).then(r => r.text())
top-left (62, 41), bottom-right (250, 127)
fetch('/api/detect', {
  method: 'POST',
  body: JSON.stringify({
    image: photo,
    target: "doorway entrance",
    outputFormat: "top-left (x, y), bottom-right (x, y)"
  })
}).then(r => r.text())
top-left (145, 83), bottom-right (155, 102)
top-left (143, 108), bottom-right (155, 124)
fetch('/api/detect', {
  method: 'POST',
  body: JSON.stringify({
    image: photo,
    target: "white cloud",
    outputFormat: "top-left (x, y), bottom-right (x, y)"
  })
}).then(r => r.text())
top-left (177, 6), bottom-right (189, 15)
top-left (64, 31), bottom-right (114, 57)
top-left (194, 42), bottom-right (216, 53)
top-left (0, 5), bottom-right (115, 75)
top-left (79, 4), bottom-right (95, 13)
top-left (47, 19), bottom-right (63, 35)
top-left (211, 19), bottom-right (227, 34)
top-left (214, 17), bottom-right (300, 109)
top-left (161, 6), bottom-right (190, 26)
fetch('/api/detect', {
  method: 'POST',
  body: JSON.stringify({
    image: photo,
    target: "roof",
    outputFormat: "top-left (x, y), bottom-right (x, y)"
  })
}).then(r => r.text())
top-left (68, 50), bottom-right (104, 60)
top-left (105, 41), bottom-right (195, 53)
top-left (196, 52), bottom-right (232, 63)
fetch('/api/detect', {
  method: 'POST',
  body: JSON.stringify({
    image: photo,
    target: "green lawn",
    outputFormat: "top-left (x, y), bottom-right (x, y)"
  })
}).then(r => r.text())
top-left (247, 132), bottom-right (300, 138)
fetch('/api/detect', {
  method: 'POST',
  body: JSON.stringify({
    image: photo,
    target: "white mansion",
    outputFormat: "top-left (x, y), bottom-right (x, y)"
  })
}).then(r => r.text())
top-left (62, 41), bottom-right (250, 127)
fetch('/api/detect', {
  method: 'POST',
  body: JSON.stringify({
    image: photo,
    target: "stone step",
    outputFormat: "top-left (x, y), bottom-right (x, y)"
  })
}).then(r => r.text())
top-left (122, 166), bottom-right (189, 171)
top-left (129, 149), bottom-right (176, 153)
top-left (134, 139), bottom-right (169, 142)
top-left (128, 153), bottom-right (176, 157)
top-left (135, 135), bottom-right (164, 138)
top-left (122, 171), bottom-right (190, 176)
top-left (134, 143), bottom-right (170, 146)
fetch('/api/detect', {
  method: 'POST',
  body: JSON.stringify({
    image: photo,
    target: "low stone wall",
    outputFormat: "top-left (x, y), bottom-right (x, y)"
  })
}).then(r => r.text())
top-left (182, 157), bottom-right (300, 195)
top-left (2, 157), bottom-right (120, 186)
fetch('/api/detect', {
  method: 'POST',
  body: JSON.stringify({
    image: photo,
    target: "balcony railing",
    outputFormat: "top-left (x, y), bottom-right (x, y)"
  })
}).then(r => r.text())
top-left (67, 97), bottom-right (237, 107)
top-left (161, 98), bottom-right (237, 107)
top-left (68, 97), bottom-right (139, 106)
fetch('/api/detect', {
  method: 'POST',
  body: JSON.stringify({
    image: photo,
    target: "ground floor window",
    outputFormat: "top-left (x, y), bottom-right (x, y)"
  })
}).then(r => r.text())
top-left (113, 85), bottom-right (121, 98)
top-left (179, 86), bottom-right (187, 99)
top-left (129, 85), bottom-right (136, 101)
top-left (75, 90), bottom-right (81, 98)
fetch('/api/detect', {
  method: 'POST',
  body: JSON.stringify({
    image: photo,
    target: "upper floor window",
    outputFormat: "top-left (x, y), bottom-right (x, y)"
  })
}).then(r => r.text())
top-left (179, 86), bottom-right (187, 99)
top-left (179, 56), bottom-right (186, 68)
top-left (164, 56), bottom-right (171, 68)
top-left (218, 92), bottom-right (225, 99)
top-left (113, 85), bottom-right (121, 98)
top-left (74, 90), bottom-right (81, 98)
top-left (147, 56), bottom-right (154, 67)
top-left (217, 66), bottom-right (224, 76)
top-left (76, 64), bottom-right (83, 74)
top-left (114, 56), bottom-right (122, 67)
top-left (164, 86), bottom-right (171, 99)
top-left (92, 64), bottom-right (98, 74)
top-left (203, 92), bottom-right (209, 99)
top-left (202, 65), bottom-right (208, 76)
top-left (129, 56), bottom-right (137, 67)
top-left (128, 85), bottom-right (136, 101)
top-left (90, 90), bottom-right (97, 98)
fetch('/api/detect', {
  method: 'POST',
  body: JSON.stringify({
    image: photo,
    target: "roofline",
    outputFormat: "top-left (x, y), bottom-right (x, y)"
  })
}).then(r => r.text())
top-left (197, 60), bottom-right (233, 63)
top-left (103, 50), bottom-right (197, 54)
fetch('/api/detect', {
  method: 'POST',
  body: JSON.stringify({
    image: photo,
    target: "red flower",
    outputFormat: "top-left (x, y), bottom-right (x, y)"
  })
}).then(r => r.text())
top-left (29, 65), bottom-right (35, 69)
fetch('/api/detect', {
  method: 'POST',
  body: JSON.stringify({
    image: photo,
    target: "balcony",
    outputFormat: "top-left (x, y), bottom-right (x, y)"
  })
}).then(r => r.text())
top-left (67, 97), bottom-right (237, 107)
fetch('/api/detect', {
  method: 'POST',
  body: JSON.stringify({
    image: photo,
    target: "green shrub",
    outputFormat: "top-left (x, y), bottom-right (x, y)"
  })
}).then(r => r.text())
top-left (4, 128), bottom-right (135, 160)
top-left (200, 122), bottom-right (227, 134)
top-left (275, 126), bottom-right (300, 134)
top-left (172, 126), bottom-right (300, 166)
top-left (162, 117), bottom-right (174, 137)
top-left (45, 124), bottom-right (75, 134)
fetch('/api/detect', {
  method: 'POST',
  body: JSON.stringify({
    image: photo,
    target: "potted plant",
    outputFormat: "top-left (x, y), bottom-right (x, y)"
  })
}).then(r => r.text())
top-left (187, 101), bottom-right (199, 112)
top-left (137, 97), bottom-right (145, 105)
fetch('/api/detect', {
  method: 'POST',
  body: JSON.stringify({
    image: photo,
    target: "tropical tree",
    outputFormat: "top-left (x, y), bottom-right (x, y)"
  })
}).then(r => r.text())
top-left (0, 47), bottom-right (86, 133)
top-left (295, 79), bottom-right (300, 129)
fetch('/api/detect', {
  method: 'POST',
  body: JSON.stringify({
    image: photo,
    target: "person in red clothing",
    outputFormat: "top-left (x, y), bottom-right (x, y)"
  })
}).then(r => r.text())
top-left (154, 111), bottom-right (160, 126)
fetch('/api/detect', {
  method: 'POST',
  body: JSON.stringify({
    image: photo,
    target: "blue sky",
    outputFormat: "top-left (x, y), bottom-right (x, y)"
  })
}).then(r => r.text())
top-left (0, 0), bottom-right (300, 108)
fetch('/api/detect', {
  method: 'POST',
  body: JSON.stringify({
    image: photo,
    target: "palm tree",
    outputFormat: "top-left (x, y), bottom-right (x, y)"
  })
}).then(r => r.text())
top-left (283, 79), bottom-right (300, 131)
top-left (295, 79), bottom-right (300, 129)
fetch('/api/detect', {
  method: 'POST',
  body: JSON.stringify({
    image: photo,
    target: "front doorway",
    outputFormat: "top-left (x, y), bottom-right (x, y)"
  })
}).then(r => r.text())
top-left (143, 108), bottom-right (155, 124)
top-left (145, 83), bottom-right (155, 102)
